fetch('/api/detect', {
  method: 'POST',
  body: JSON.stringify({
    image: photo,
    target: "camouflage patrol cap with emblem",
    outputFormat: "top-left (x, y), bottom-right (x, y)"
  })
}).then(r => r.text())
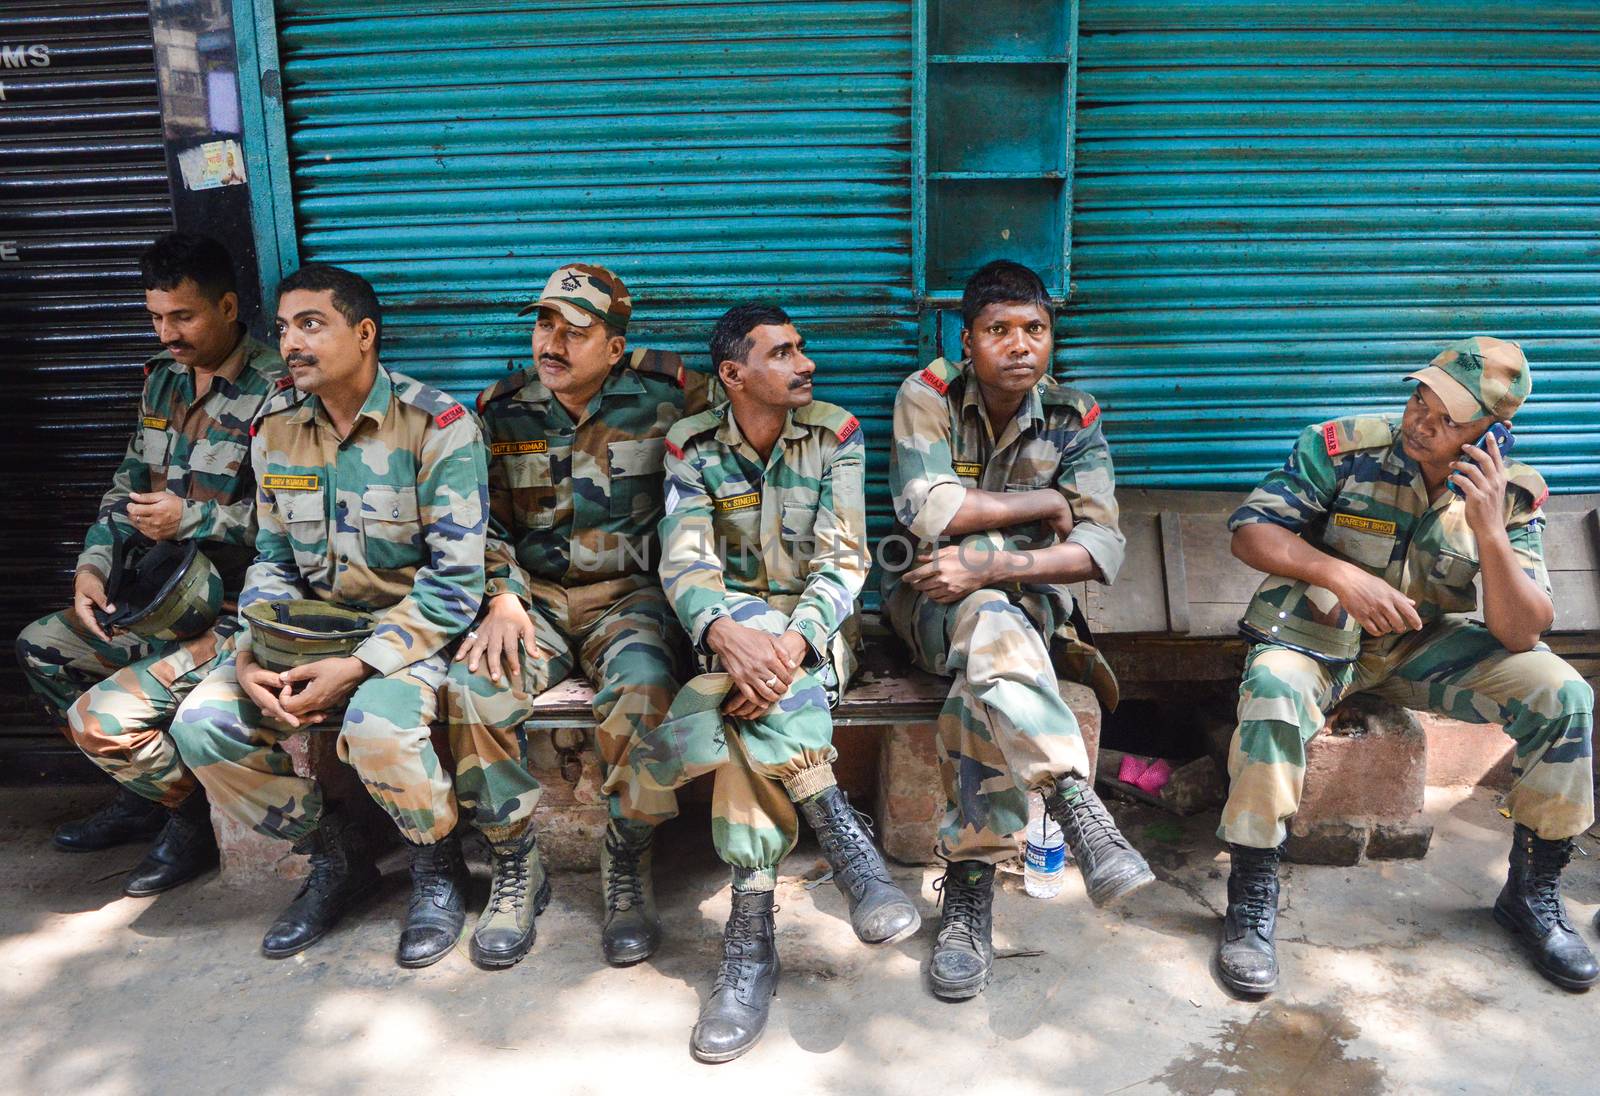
top-left (517, 263), bottom-right (632, 333)
top-left (1406, 335), bottom-right (1531, 423)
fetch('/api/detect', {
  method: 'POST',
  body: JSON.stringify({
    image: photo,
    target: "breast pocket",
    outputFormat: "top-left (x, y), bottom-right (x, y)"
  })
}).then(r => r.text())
top-left (186, 437), bottom-right (248, 479)
top-left (711, 490), bottom-right (763, 576)
top-left (781, 501), bottom-right (817, 546)
top-left (608, 438), bottom-right (667, 524)
top-left (359, 485), bottom-right (422, 569)
top-left (507, 452), bottom-right (555, 531)
top-left (1323, 513), bottom-right (1397, 568)
top-left (276, 488), bottom-right (328, 571)
top-left (141, 427), bottom-right (172, 472)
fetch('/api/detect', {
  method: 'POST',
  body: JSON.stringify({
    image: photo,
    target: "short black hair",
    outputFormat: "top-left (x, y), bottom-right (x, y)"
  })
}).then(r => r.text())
top-left (277, 262), bottom-right (383, 355)
top-left (961, 259), bottom-right (1054, 330)
top-left (710, 302), bottom-right (792, 368)
top-left (139, 232), bottom-right (237, 301)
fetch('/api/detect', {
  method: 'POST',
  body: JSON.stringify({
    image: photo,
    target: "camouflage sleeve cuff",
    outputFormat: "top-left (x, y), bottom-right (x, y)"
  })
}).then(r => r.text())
top-left (690, 603), bottom-right (733, 654)
top-left (353, 634), bottom-right (408, 678)
top-left (909, 482), bottom-right (966, 541)
top-left (1068, 521), bottom-right (1126, 585)
top-left (786, 615), bottom-right (829, 669)
top-left (177, 499), bottom-right (211, 541)
top-left (74, 559), bottom-right (109, 583)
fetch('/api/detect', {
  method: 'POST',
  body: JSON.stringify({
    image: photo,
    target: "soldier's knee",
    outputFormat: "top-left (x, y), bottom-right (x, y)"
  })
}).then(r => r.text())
top-left (1242, 647), bottom-right (1321, 695)
top-left (955, 588), bottom-right (1014, 621)
top-left (1522, 653), bottom-right (1593, 718)
top-left (15, 616), bottom-right (60, 673)
top-left (169, 696), bottom-right (234, 766)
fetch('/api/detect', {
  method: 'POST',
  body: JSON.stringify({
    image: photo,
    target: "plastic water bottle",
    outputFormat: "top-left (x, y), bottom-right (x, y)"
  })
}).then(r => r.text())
top-left (1024, 792), bottom-right (1065, 898)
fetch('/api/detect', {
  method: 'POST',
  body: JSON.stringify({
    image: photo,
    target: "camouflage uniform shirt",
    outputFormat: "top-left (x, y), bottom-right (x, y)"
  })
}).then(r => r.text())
top-left (474, 349), bottom-right (709, 604)
top-left (79, 330), bottom-right (284, 588)
top-left (1230, 414), bottom-right (1552, 627)
top-left (242, 364), bottom-right (488, 676)
top-left (660, 399), bottom-right (868, 682)
top-left (883, 356), bottom-right (1126, 635)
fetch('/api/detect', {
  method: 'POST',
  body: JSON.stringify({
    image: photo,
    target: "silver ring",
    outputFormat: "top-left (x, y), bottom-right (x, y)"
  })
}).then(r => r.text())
top-left (764, 675), bottom-right (779, 687)
top-left (467, 631), bottom-right (478, 639)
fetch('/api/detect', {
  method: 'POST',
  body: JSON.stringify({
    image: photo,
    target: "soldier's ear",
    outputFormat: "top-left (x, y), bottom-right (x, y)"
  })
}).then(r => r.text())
top-left (356, 317), bottom-right (377, 353)
top-left (959, 326), bottom-right (972, 360)
top-left (217, 291), bottom-right (239, 324)
top-left (718, 358), bottom-right (743, 392)
top-left (606, 333), bottom-right (626, 366)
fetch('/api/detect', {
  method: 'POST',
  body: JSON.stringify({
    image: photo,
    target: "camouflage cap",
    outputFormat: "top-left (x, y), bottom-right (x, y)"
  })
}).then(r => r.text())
top-left (517, 263), bottom-right (631, 332)
top-left (1405, 336), bottom-right (1531, 423)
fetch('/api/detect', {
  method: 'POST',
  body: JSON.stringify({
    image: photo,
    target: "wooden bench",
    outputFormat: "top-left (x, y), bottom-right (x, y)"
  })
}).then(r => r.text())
top-left (521, 640), bottom-right (1102, 870)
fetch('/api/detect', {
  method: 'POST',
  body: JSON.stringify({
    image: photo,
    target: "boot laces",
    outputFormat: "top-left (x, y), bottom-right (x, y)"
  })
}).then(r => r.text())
top-left (1231, 852), bottom-right (1278, 931)
top-left (820, 801), bottom-right (887, 886)
top-left (711, 900), bottom-right (775, 998)
top-left (488, 844), bottom-right (531, 915)
top-left (410, 843), bottom-right (458, 907)
top-left (933, 873), bottom-right (986, 951)
top-left (604, 831), bottom-right (645, 912)
top-left (1057, 783), bottom-right (1128, 859)
top-left (1526, 839), bottom-right (1574, 928)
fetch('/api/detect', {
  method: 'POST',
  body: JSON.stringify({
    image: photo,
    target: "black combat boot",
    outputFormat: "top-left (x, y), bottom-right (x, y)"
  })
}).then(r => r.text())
top-left (691, 887), bottom-right (780, 1064)
top-left (397, 833), bottom-right (469, 968)
top-left (929, 860), bottom-right (995, 1000)
top-left (263, 808), bottom-right (380, 958)
top-left (1493, 824), bottom-right (1598, 991)
top-left (797, 785), bottom-right (921, 945)
top-left (122, 790), bottom-right (220, 897)
top-left (601, 819), bottom-right (660, 966)
top-left (53, 786), bottom-right (164, 852)
top-left (1044, 776), bottom-right (1155, 907)
top-left (1217, 842), bottom-right (1280, 996)
top-left (471, 828), bottom-right (550, 970)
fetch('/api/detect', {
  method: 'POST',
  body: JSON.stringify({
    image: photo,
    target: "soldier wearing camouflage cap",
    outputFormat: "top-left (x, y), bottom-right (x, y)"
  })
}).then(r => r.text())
top-left (16, 232), bottom-right (284, 898)
top-left (1216, 336), bottom-right (1596, 997)
top-left (604, 303), bottom-right (917, 1063)
top-left (882, 259), bottom-right (1152, 1001)
top-left (446, 263), bottom-right (708, 969)
top-left (171, 263), bottom-right (493, 969)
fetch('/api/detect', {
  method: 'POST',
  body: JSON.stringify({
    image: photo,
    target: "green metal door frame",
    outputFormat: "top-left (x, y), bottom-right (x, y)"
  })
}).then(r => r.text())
top-left (231, 0), bottom-right (298, 304)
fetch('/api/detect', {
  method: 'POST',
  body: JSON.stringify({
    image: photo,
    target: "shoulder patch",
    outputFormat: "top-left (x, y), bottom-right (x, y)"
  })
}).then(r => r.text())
top-left (666, 406), bottom-right (724, 450)
top-left (1321, 415), bottom-right (1397, 457)
top-left (274, 374), bottom-right (294, 391)
top-left (918, 367), bottom-right (949, 395)
top-left (1505, 461), bottom-right (1550, 511)
top-left (665, 439), bottom-right (684, 460)
top-left (628, 347), bottom-right (688, 388)
top-left (391, 371), bottom-right (460, 420)
top-left (435, 404), bottom-right (465, 429)
top-left (795, 400), bottom-right (859, 441)
top-left (1042, 382), bottom-right (1100, 426)
top-left (475, 367), bottom-right (532, 415)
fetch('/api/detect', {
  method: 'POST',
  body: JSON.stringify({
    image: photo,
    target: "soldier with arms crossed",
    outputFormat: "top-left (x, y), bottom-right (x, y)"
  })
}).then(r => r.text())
top-left (883, 259), bottom-right (1153, 1000)
top-left (172, 264), bottom-right (497, 969)
top-left (17, 233), bottom-right (283, 896)
top-left (607, 303), bottom-right (918, 1063)
top-left (1217, 337), bottom-right (1595, 995)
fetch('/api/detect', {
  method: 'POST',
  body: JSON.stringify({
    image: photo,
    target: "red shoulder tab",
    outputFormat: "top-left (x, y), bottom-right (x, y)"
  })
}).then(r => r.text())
top-left (665, 439), bottom-right (684, 460)
top-left (274, 374), bottom-right (294, 391)
top-left (144, 362), bottom-right (154, 377)
top-left (249, 420), bottom-right (259, 438)
top-left (1534, 486), bottom-right (1550, 510)
top-left (918, 367), bottom-right (949, 395)
top-left (435, 404), bottom-right (465, 428)
top-left (836, 415), bottom-right (860, 442)
top-left (475, 391), bottom-right (489, 415)
top-left (1323, 421), bottom-right (1340, 455)
top-left (1080, 402), bottom-right (1101, 428)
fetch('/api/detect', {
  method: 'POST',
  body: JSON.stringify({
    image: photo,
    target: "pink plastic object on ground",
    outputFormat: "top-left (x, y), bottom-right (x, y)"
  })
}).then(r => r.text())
top-left (1118, 754), bottom-right (1150, 785)
top-left (1135, 758), bottom-right (1173, 795)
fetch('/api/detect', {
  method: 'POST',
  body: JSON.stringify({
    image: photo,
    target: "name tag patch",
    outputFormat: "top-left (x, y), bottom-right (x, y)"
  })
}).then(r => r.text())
top-left (142, 416), bottom-right (168, 430)
top-left (953, 462), bottom-right (983, 477)
top-left (715, 491), bottom-right (761, 513)
top-left (490, 439), bottom-right (548, 456)
top-left (263, 474), bottom-right (320, 491)
top-left (1331, 513), bottom-right (1396, 536)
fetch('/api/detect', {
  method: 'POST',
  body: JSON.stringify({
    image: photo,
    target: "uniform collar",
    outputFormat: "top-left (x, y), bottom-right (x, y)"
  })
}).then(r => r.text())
top-left (289, 362), bottom-right (394, 430)
top-left (958, 364), bottom-right (1044, 443)
top-left (714, 402), bottom-right (805, 465)
top-left (511, 361), bottom-right (641, 411)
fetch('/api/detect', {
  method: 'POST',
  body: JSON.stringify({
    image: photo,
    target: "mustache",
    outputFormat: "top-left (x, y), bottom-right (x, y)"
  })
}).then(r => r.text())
top-left (789, 376), bottom-right (814, 390)
top-left (164, 342), bottom-right (192, 352)
top-left (539, 353), bottom-right (570, 368)
top-left (286, 352), bottom-right (319, 367)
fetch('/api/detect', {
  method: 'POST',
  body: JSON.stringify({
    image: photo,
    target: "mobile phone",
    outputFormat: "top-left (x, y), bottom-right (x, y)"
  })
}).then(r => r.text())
top-left (1449, 422), bottom-right (1513, 494)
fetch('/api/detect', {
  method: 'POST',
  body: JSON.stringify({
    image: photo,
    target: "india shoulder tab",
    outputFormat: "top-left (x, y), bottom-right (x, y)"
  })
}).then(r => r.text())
top-left (916, 356), bottom-right (963, 396)
top-left (475, 367), bottom-right (532, 415)
top-left (1041, 381), bottom-right (1101, 427)
top-left (666, 406), bottom-right (724, 456)
top-left (795, 399), bottom-right (860, 443)
top-left (1505, 460), bottom-right (1551, 511)
top-left (1321, 414), bottom-right (1397, 457)
top-left (627, 347), bottom-right (688, 388)
top-left (392, 371), bottom-right (465, 427)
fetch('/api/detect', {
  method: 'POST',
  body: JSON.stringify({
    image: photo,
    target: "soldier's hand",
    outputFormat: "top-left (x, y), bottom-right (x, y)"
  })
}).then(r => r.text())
top-left (723, 631), bottom-right (811, 719)
top-left (236, 647), bottom-right (302, 727)
top-left (906, 544), bottom-right (1006, 604)
top-left (456, 593), bottom-right (537, 688)
top-left (1452, 431), bottom-right (1509, 537)
top-left (707, 617), bottom-right (798, 709)
top-left (280, 656), bottom-right (371, 722)
top-left (1330, 565), bottom-right (1423, 636)
top-left (72, 570), bottom-right (115, 642)
top-left (127, 490), bottom-right (184, 541)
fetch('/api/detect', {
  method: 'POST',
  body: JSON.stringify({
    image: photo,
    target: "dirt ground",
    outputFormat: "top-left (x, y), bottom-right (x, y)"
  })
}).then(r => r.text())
top-left (3, 784), bottom-right (1596, 1096)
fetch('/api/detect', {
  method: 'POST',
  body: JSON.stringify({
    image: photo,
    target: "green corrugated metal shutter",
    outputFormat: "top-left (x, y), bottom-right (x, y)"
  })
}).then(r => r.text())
top-left (1067, 1), bottom-right (1600, 493)
top-left (271, 0), bottom-right (913, 533)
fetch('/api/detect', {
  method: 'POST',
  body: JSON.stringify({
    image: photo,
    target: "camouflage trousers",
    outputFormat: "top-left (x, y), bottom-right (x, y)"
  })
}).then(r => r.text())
top-left (17, 608), bottom-right (237, 806)
top-left (446, 580), bottom-right (689, 830)
top-left (172, 650), bottom-right (478, 846)
top-left (603, 594), bottom-right (840, 888)
top-left (1221, 615), bottom-right (1595, 848)
top-left (888, 583), bottom-right (1091, 866)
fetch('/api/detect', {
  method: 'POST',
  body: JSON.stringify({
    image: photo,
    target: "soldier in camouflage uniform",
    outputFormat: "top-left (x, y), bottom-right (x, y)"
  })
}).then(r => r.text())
top-left (447, 263), bottom-right (706, 969)
top-left (1216, 336), bottom-right (1597, 996)
top-left (16, 233), bottom-right (283, 896)
top-left (605, 303), bottom-right (917, 1064)
top-left (882, 259), bottom-right (1153, 1000)
top-left (171, 264), bottom-right (491, 969)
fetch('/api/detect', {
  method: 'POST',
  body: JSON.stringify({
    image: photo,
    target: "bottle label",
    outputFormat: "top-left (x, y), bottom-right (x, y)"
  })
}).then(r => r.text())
top-left (1025, 840), bottom-right (1065, 874)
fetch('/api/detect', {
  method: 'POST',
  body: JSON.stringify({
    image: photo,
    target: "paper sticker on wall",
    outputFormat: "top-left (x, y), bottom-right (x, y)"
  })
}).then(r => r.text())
top-left (178, 139), bottom-right (247, 191)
